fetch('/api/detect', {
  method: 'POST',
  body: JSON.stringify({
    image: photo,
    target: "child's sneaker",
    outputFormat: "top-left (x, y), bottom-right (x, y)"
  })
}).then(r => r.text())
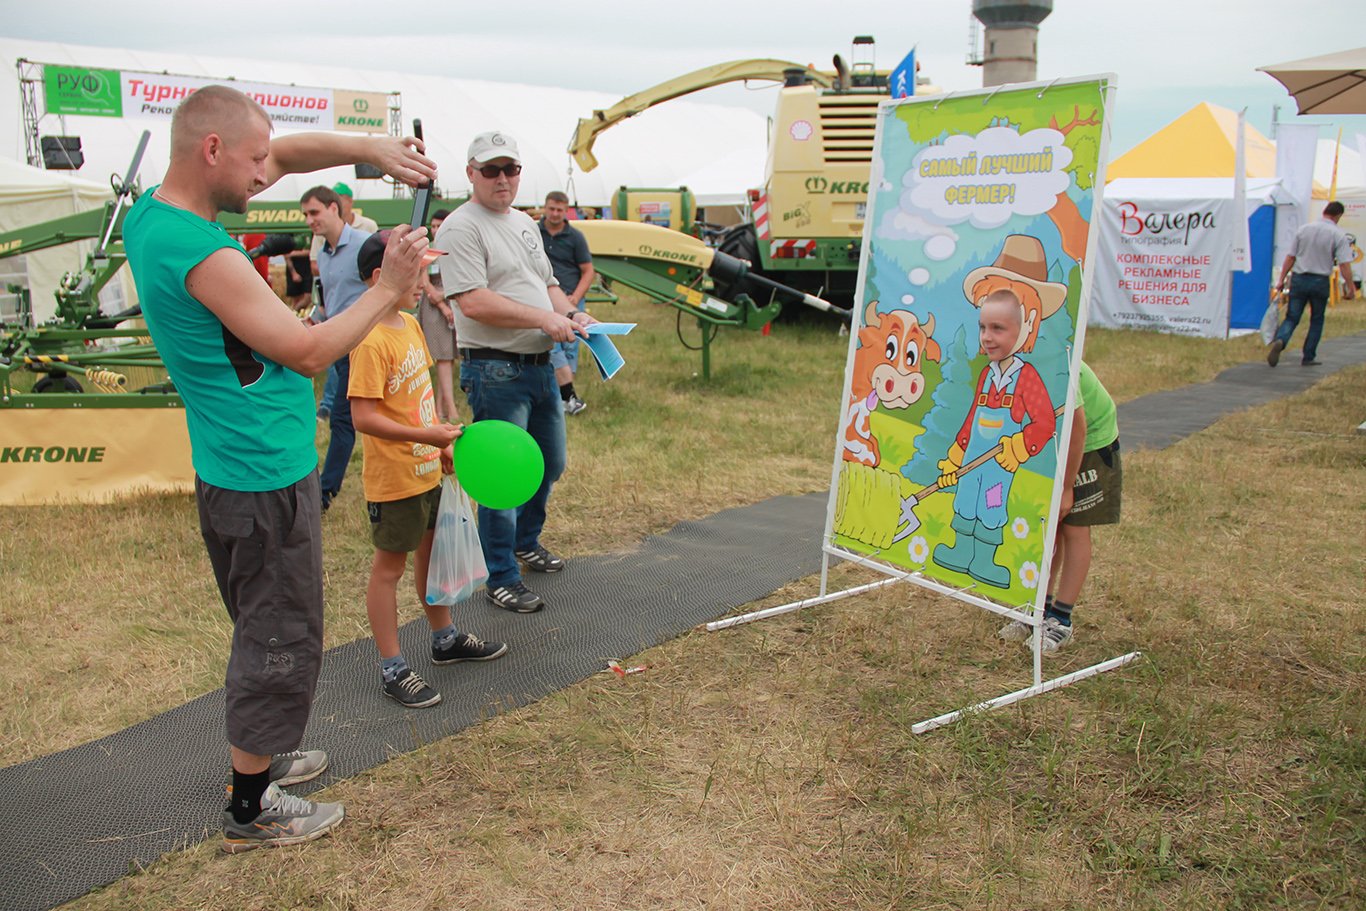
top-left (221, 782), bottom-right (344, 853)
top-left (1039, 616), bottom-right (1074, 653)
top-left (998, 619), bottom-right (1032, 642)
top-left (563, 394), bottom-right (587, 416)
top-left (432, 632), bottom-right (509, 664)
top-left (382, 667), bottom-right (442, 708)
top-left (268, 749), bottom-right (328, 787)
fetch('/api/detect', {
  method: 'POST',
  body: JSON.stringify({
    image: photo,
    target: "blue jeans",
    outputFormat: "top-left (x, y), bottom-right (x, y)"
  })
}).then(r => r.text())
top-left (318, 357), bottom-right (354, 501)
top-left (318, 366), bottom-right (340, 415)
top-left (1275, 273), bottom-right (1329, 362)
top-left (459, 358), bottom-right (567, 587)
top-left (549, 302), bottom-right (586, 374)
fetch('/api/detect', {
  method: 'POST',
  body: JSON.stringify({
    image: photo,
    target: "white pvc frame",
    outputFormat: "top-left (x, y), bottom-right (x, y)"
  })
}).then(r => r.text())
top-left (707, 75), bottom-right (1141, 733)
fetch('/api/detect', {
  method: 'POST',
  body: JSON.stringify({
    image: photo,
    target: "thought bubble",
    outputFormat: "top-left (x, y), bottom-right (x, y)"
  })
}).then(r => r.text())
top-left (904, 127), bottom-right (1072, 230)
top-left (908, 268), bottom-right (930, 286)
top-left (901, 294), bottom-right (915, 305)
top-left (923, 234), bottom-right (956, 261)
top-left (880, 208), bottom-right (960, 243)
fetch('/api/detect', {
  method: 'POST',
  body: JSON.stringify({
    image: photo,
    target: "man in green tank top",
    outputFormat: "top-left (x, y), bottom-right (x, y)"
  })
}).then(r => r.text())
top-left (123, 85), bottom-right (435, 853)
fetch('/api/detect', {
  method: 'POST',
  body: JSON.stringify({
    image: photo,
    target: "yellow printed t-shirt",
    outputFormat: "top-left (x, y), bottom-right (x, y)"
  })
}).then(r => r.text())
top-left (348, 312), bottom-right (442, 502)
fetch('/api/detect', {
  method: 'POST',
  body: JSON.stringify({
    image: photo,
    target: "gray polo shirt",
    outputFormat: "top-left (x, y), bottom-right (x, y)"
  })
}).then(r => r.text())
top-left (1290, 218), bottom-right (1352, 277)
top-left (436, 201), bottom-right (558, 354)
top-left (316, 222), bottom-right (371, 319)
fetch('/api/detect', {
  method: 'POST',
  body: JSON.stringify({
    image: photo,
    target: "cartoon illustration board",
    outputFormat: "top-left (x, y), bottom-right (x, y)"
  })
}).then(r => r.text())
top-left (842, 301), bottom-right (940, 468)
top-left (932, 235), bottom-right (1063, 588)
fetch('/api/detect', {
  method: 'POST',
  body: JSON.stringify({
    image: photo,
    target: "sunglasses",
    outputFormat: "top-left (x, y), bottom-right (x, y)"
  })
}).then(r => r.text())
top-left (475, 163), bottom-right (522, 178)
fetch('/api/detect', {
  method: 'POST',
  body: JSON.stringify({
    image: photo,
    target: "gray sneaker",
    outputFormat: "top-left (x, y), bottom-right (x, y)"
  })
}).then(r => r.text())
top-left (269, 749), bottom-right (328, 787)
top-left (1039, 616), bottom-right (1074, 653)
top-left (563, 393), bottom-right (587, 416)
top-left (221, 782), bottom-right (344, 853)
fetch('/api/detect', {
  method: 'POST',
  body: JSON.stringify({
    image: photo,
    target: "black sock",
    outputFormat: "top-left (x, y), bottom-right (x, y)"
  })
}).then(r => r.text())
top-left (559, 382), bottom-right (576, 402)
top-left (230, 768), bottom-right (271, 824)
top-left (1047, 599), bottom-right (1073, 627)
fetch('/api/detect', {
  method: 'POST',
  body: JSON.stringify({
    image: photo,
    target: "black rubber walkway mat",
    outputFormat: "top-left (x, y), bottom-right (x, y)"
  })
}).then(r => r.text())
top-left (1117, 332), bottom-right (1366, 451)
top-left (3, 330), bottom-right (1362, 910)
top-left (0, 494), bottom-right (828, 911)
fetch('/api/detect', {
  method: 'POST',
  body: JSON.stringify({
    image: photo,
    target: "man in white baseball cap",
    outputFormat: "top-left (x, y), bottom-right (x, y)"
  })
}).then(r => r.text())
top-left (433, 131), bottom-right (597, 613)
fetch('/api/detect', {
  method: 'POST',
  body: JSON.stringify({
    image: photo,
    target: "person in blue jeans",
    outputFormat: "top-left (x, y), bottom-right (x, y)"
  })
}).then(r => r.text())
top-left (435, 131), bottom-right (595, 612)
top-left (300, 185), bottom-right (373, 509)
top-left (1269, 201), bottom-right (1356, 367)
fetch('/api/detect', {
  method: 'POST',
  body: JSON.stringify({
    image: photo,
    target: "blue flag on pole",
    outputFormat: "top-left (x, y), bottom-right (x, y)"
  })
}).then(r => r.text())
top-left (891, 49), bottom-right (916, 99)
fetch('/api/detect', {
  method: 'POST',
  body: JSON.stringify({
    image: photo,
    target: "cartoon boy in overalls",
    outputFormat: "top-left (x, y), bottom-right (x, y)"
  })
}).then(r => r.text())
top-left (933, 235), bottom-right (1065, 588)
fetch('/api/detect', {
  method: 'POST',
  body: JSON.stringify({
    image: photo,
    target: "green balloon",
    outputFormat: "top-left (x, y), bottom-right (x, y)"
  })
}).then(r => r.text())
top-left (453, 420), bottom-right (545, 509)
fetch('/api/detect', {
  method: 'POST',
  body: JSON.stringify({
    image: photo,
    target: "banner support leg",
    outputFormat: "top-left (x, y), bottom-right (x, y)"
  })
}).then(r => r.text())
top-left (911, 651), bottom-right (1143, 734)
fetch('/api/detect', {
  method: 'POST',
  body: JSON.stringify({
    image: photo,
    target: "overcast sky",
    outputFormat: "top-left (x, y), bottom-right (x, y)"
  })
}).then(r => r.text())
top-left (3, 0), bottom-right (1363, 154)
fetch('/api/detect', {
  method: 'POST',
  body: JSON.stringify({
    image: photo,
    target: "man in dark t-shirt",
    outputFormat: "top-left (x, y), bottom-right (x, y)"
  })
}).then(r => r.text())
top-left (539, 190), bottom-right (595, 414)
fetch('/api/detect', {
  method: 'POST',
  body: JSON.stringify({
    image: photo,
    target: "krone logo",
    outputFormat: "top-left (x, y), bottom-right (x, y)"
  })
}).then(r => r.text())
top-left (805, 176), bottom-right (828, 194)
top-left (352, 98), bottom-right (369, 113)
top-left (521, 230), bottom-right (539, 251)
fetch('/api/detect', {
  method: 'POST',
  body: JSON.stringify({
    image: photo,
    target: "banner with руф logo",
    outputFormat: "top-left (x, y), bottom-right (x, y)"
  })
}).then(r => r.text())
top-left (41, 64), bottom-right (390, 133)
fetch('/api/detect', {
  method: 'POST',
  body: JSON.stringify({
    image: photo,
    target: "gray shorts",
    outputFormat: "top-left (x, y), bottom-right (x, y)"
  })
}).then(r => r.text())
top-left (1064, 440), bottom-right (1122, 527)
top-left (196, 472), bottom-right (324, 756)
top-left (419, 292), bottom-right (456, 361)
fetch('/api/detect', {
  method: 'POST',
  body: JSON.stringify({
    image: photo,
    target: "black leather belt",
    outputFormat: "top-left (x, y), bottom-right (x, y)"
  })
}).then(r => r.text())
top-left (460, 347), bottom-right (551, 365)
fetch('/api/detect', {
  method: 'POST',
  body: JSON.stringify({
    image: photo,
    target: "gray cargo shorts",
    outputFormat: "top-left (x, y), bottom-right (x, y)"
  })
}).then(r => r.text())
top-left (196, 471), bottom-right (324, 756)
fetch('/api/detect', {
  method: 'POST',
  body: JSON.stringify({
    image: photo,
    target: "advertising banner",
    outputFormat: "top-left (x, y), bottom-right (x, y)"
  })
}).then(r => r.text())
top-left (39, 63), bottom-right (390, 133)
top-left (1091, 195), bottom-right (1233, 337)
top-left (0, 408), bottom-right (193, 505)
top-left (121, 72), bottom-right (333, 128)
top-left (827, 76), bottom-right (1113, 610)
top-left (42, 65), bottom-right (122, 117)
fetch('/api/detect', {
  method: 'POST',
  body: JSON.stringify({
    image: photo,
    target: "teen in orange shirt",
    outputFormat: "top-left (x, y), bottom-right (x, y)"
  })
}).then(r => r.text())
top-left (349, 232), bottom-right (508, 709)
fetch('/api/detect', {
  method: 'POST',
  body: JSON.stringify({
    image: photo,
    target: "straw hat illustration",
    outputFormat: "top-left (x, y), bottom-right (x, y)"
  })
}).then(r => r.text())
top-left (962, 235), bottom-right (1067, 318)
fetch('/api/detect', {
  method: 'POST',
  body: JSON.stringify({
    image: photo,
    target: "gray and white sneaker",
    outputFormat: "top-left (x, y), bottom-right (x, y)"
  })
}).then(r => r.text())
top-left (563, 394), bottom-right (587, 416)
top-left (1039, 617), bottom-right (1074, 653)
top-left (487, 581), bottom-right (545, 613)
top-left (221, 782), bottom-right (344, 853)
top-left (269, 749), bottom-right (328, 787)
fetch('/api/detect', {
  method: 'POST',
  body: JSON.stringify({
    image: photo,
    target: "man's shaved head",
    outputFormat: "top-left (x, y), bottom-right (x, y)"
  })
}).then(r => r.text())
top-left (170, 85), bottom-right (271, 157)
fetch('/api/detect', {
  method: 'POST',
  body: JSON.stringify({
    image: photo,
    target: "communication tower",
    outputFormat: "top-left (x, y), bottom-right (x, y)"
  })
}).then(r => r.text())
top-left (969, 0), bottom-right (1053, 86)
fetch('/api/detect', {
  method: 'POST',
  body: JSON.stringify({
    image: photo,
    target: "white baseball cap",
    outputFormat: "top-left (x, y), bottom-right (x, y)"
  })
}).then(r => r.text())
top-left (467, 131), bottom-right (521, 165)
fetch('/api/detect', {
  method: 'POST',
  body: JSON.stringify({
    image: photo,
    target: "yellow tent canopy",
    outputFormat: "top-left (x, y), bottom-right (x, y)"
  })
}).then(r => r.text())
top-left (1107, 102), bottom-right (1278, 181)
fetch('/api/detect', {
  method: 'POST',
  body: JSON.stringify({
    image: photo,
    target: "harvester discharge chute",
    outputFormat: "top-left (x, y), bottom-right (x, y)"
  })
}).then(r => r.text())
top-left (575, 220), bottom-right (849, 379)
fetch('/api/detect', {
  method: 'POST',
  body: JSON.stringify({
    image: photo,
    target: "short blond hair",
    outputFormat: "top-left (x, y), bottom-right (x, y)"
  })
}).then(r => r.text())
top-left (170, 85), bottom-right (271, 156)
top-left (974, 280), bottom-right (1043, 353)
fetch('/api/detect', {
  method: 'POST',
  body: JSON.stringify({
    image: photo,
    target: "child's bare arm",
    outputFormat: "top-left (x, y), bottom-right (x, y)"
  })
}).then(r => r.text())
top-left (351, 398), bottom-right (461, 447)
top-left (1058, 405), bottom-right (1086, 514)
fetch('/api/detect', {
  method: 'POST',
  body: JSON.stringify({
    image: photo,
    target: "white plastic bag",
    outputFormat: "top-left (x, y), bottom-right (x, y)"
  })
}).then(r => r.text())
top-left (1259, 292), bottom-right (1282, 345)
top-left (425, 476), bottom-right (488, 606)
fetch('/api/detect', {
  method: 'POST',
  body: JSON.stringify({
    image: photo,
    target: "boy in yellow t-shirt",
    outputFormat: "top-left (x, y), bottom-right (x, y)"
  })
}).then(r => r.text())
top-left (349, 231), bottom-right (508, 709)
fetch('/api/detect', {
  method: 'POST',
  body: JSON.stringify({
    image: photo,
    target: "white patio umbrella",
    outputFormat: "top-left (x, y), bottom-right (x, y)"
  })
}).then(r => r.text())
top-left (1257, 47), bottom-right (1366, 115)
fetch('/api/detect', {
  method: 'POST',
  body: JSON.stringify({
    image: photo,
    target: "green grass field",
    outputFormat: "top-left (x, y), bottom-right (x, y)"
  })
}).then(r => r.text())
top-left (2, 293), bottom-right (1363, 910)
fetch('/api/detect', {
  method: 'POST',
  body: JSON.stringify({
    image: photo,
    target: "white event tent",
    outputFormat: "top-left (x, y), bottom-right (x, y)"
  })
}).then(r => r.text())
top-left (0, 38), bottom-right (768, 210)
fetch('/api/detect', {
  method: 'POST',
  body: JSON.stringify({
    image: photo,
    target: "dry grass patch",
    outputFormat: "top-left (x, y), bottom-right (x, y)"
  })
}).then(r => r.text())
top-left (2, 292), bottom-right (1363, 908)
top-left (1081, 296), bottom-right (1366, 402)
top-left (64, 366), bottom-right (1364, 911)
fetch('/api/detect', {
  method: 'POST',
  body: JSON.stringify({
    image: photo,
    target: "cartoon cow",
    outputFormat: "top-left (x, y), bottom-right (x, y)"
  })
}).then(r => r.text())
top-left (842, 300), bottom-right (941, 467)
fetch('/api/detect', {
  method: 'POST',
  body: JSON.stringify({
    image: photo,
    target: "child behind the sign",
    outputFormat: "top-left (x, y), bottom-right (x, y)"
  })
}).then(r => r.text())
top-left (348, 231), bottom-right (508, 709)
top-left (1000, 359), bottom-right (1122, 652)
